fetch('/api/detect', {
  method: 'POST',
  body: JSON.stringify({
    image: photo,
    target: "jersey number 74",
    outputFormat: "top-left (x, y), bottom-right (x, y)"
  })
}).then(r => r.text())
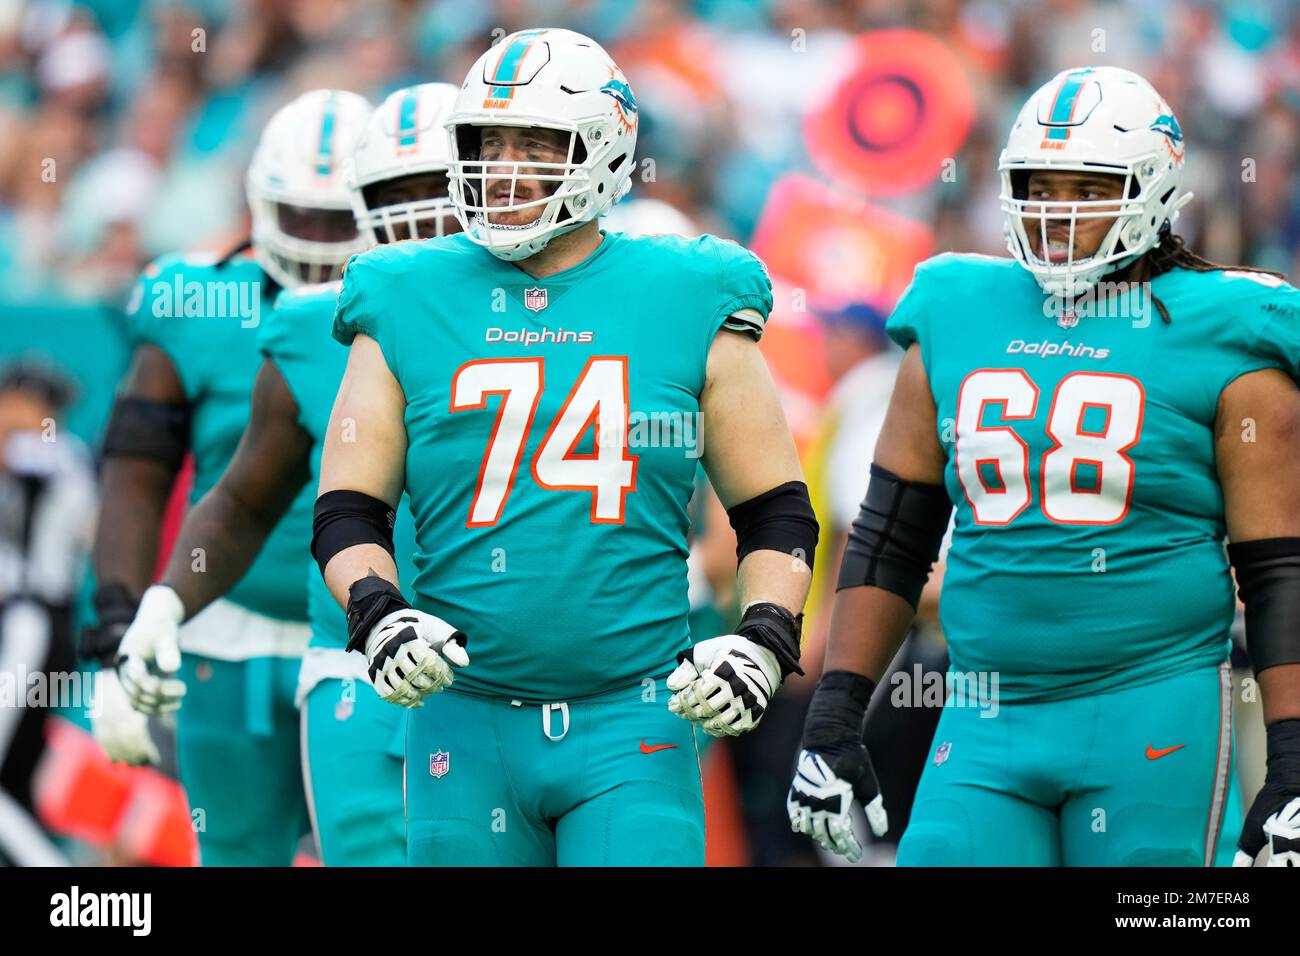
top-left (450, 357), bottom-right (639, 527)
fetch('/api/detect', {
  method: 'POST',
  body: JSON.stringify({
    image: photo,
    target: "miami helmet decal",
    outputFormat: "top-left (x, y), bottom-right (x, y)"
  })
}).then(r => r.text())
top-left (600, 74), bottom-right (638, 133)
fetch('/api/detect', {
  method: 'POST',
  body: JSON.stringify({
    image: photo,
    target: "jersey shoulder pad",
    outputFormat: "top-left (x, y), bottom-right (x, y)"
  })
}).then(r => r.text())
top-left (646, 232), bottom-right (774, 341)
top-left (260, 280), bottom-right (342, 357)
top-left (1212, 269), bottom-right (1300, 380)
top-left (274, 279), bottom-right (343, 313)
top-left (886, 253), bottom-right (1017, 352)
top-left (125, 252), bottom-right (255, 347)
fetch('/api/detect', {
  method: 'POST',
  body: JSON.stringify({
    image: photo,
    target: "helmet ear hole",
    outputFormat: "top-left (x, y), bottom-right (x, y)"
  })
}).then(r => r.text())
top-left (455, 126), bottom-right (481, 160)
top-left (1010, 170), bottom-right (1030, 200)
top-left (571, 132), bottom-right (588, 165)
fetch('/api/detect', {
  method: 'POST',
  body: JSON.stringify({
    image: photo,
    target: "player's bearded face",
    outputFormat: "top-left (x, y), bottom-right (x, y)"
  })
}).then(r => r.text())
top-left (477, 125), bottom-right (570, 227)
top-left (366, 171), bottom-right (460, 242)
top-left (274, 203), bottom-right (361, 281)
top-left (1022, 171), bottom-right (1126, 263)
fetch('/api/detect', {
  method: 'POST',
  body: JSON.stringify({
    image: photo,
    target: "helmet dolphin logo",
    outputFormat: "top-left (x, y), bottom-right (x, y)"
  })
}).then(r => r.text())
top-left (600, 78), bottom-right (638, 131)
top-left (1149, 113), bottom-right (1182, 144)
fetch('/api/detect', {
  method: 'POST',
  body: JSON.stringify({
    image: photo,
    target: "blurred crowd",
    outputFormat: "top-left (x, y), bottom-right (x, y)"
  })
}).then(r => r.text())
top-left (2, 0), bottom-right (1299, 307)
top-left (0, 0), bottom-right (1295, 865)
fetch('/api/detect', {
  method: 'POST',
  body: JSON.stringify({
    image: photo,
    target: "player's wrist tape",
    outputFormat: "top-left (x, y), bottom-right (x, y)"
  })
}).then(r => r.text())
top-left (80, 582), bottom-right (139, 665)
top-left (735, 602), bottom-right (805, 678)
top-left (728, 480), bottom-right (819, 571)
top-left (1227, 537), bottom-right (1300, 674)
top-left (344, 575), bottom-right (410, 655)
top-left (102, 396), bottom-right (191, 469)
top-left (311, 490), bottom-right (397, 577)
top-left (802, 670), bottom-right (876, 753)
top-left (1263, 719), bottom-right (1300, 788)
top-left (836, 463), bottom-right (952, 609)
top-left (1266, 719), bottom-right (1300, 761)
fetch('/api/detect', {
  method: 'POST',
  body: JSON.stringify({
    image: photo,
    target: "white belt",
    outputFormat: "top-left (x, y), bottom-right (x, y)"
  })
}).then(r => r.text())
top-left (511, 698), bottom-right (571, 741)
top-left (295, 646), bottom-right (369, 709)
top-left (179, 597), bottom-right (311, 662)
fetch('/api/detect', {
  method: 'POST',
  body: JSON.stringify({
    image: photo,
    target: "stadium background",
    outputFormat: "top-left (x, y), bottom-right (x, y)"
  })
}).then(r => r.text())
top-left (0, 0), bottom-right (1297, 865)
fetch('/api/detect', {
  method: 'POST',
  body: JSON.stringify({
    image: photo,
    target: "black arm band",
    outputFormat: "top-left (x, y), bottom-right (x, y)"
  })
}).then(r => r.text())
top-left (1227, 537), bottom-right (1300, 674)
top-left (802, 670), bottom-right (876, 751)
top-left (79, 582), bottom-right (138, 665)
top-left (836, 463), bottom-right (952, 609)
top-left (344, 574), bottom-right (410, 654)
top-left (102, 396), bottom-right (190, 469)
top-left (311, 490), bottom-right (396, 577)
top-left (727, 480), bottom-right (819, 571)
top-left (735, 602), bottom-right (805, 679)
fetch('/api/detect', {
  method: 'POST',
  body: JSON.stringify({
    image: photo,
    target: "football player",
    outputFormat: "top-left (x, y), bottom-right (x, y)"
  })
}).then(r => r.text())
top-left (99, 83), bottom-right (463, 866)
top-left (314, 28), bottom-right (816, 866)
top-left (84, 89), bottom-right (374, 866)
top-left (786, 66), bottom-right (1300, 866)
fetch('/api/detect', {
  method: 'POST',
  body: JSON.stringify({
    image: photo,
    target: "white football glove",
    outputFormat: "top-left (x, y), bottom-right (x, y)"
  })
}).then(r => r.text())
top-left (1234, 796), bottom-right (1300, 867)
top-left (116, 585), bottom-right (187, 716)
top-left (91, 668), bottom-right (160, 765)
top-left (667, 634), bottom-right (780, 737)
top-left (363, 607), bottom-right (469, 707)
top-left (787, 748), bottom-right (888, 863)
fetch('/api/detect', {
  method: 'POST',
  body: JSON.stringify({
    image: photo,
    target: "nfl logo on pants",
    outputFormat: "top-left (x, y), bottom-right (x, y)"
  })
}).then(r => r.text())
top-left (524, 287), bottom-right (548, 312)
top-left (429, 750), bottom-right (450, 778)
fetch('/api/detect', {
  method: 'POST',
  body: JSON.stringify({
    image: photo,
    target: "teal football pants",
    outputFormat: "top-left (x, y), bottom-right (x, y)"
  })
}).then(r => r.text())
top-left (301, 676), bottom-right (406, 866)
top-left (176, 654), bottom-right (311, 866)
top-left (898, 662), bottom-right (1234, 866)
top-left (405, 677), bottom-right (704, 866)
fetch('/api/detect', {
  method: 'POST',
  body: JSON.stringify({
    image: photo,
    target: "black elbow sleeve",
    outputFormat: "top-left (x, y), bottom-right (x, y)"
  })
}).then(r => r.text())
top-left (836, 463), bottom-right (952, 609)
top-left (102, 396), bottom-right (191, 469)
top-left (1227, 537), bottom-right (1300, 675)
top-left (727, 480), bottom-right (819, 571)
top-left (311, 490), bottom-right (396, 578)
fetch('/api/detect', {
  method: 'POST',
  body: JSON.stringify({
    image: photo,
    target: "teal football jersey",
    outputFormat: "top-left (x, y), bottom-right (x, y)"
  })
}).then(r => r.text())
top-left (126, 251), bottom-right (311, 621)
top-left (889, 254), bottom-right (1300, 702)
top-left (333, 230), bottom-right (773, 700)
top-left (257, 281), bottom-right (419, 650)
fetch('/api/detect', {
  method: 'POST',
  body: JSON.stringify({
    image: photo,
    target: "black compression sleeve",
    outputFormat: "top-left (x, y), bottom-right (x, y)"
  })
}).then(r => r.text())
top-left (311, 490), bottom-right (396, 577)
top-left (836, 463), bottom-right (952, 609)
top-left (1228, 537), bottom-right (1300, 674)
top-left (727, 480), bottom-right (819, 570)
top-left (102, 396), bottom-right (191, 469)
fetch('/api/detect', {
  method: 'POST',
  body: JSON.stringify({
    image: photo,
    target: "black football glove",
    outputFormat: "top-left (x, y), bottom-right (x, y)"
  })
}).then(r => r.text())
top-left (787, 670), bottom-right (888, 862)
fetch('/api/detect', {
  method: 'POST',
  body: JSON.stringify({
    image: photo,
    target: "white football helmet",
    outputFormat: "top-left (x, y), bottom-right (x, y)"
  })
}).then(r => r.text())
top-left (246, 89), bottom-right (374, 288)
top-left (445, 28), bottom-right (638, 261)
top-left (349, 83), bottom-right (460, 244)
top-left (999, 66), bottom-right (1194, 299)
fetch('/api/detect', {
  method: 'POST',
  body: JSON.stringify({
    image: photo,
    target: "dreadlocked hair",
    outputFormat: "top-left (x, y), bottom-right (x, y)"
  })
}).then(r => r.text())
top-left (1125, 226), bottom-right (1288, 325)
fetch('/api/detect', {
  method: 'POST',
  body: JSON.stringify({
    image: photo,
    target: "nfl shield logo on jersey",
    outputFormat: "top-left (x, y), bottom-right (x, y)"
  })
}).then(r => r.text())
top-left (1057, 310), bottom-right (1079, 330)
top-left (429, 750), bottom-right (450, 778)
top-left (524, 287), bottom-right (548, 312)
top-left (934, 741), bottom-right (952, 766)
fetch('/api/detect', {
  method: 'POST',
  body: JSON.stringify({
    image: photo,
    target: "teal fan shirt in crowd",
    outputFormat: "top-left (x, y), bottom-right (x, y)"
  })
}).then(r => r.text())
top-left (125, 251), bottom-right (311, 622)
top-left (333, 230), bottom-right (773, 701)
top-left (257, 280), bottom-right (419, 650)
top-left (888, 253), bottom-right (1300, 702)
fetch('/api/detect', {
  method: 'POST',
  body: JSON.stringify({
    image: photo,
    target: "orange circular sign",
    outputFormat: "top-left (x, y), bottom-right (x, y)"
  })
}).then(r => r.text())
top-left (804, 29), bottom-right (975, 196)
